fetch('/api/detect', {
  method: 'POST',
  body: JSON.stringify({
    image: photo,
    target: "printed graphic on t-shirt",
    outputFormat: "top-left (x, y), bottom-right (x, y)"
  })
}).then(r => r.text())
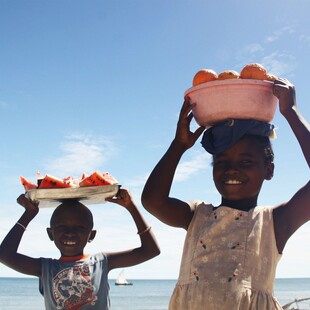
top-left (52, 263), bottom-right (97, 309)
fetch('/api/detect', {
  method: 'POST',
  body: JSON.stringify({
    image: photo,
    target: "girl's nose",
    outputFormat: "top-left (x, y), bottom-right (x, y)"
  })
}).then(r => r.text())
top-left (225, 162), bottom-right (240, 171)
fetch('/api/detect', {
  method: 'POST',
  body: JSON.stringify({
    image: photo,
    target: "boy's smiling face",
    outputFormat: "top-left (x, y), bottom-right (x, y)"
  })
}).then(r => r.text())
top-left (212, 136), bottom-right (274, 203)
top-left (47, 202), bottom-right (96, 257)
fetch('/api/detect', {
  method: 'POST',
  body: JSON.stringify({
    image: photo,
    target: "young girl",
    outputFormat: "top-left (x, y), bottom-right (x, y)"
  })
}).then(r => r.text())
top-left (0, 188), bottom-right (160, 309)
top-left (142, 78), bottom-right (310, 309)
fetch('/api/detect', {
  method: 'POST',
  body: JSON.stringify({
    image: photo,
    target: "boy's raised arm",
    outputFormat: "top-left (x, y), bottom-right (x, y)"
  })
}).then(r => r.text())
top-left (141, 99), bottom-right (205, 229)
top-left (105, 188), bottom-right (160, 271)
top-left (0, 194), bottom-right (42, 277)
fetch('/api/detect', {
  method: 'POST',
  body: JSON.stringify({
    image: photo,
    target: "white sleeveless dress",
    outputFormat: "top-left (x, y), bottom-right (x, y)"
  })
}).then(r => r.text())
top-left (169, 202), bottom-right (283, 310)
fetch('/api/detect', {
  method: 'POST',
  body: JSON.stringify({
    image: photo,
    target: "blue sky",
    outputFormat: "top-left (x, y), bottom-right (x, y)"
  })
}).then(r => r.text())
top-left (0, 0), bottom-right (309, 280)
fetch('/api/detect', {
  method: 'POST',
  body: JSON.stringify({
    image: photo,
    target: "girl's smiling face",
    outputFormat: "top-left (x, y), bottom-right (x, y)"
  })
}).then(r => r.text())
top-left (212, 136), bottom-right (274, 204)
top-left (47, 202), bottom-right (96, 257)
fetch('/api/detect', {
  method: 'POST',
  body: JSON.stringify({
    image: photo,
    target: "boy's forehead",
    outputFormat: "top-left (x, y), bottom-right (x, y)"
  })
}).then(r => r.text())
top-left (50, 201), bottom-right (93, 226)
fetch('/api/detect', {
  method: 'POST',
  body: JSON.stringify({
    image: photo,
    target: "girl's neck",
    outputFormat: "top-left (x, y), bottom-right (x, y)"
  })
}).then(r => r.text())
top-left (219, 197), bottom-right (258, 212)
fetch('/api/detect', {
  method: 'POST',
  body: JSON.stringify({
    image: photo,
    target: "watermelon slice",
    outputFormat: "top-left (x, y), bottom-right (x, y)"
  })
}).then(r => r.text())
top-left (39, 174), bottom-right (73, 189)
top-left (79, 171), bottom-right (119, 187)
top-left (36, 171), bottom-right (44, 187)
top-left (101, 172), bottom-right (119, 185)
top-left (20, 176), bottom-right (38, 191)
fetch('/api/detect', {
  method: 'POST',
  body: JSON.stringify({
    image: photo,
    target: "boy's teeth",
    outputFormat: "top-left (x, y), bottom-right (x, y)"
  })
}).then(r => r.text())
top-left (64, 241), bottom-right (76, 245)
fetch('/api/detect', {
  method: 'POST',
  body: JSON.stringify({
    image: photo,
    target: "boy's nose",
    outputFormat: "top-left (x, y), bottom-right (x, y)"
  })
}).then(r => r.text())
top-left (63, 228), bottom-right (77, 235)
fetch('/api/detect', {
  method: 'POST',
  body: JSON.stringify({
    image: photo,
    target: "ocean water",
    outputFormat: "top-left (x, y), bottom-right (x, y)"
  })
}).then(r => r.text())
top-left (0, 277), bottom-right (309, 309)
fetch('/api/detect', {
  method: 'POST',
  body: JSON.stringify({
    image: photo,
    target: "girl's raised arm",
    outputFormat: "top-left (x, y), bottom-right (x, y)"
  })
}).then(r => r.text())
top-left (142, 99), bottom-right (205, 229)
top-left (273, 78), bottom-right (310, 253)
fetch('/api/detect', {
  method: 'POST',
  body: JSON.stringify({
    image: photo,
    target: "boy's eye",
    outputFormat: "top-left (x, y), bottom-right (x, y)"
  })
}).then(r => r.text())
top-left (76, 226), bottom-right (88, 232)
top-left (54, 226), bottom-right (88, 233)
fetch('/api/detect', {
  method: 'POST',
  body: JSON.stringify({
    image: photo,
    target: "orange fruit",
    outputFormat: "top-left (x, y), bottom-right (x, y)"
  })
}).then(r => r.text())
top-left (218, 70), bottom-right (240, 80)
top-left (192, 69), bottom-right (218, 86)
top-left (240, 63), bottom-right (268, 80)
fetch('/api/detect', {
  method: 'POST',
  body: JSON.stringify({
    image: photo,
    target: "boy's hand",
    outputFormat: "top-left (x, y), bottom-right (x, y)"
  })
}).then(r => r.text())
top-left (106, 188), bottom-right (135, 209)
top-left (17, 194), bottom-right (39, 217)
top-left (174, 98), bottom-right (205, 150)
top-left (273, 78), bottom-right (296, 115)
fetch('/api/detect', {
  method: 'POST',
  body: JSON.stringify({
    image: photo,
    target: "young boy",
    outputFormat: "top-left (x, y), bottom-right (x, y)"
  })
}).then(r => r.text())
top-left (0, 188), bottom-right (160, 309)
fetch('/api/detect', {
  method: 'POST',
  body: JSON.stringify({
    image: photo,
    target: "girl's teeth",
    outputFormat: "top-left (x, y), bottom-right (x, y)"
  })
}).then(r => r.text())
top-left (225, 180), bottom-right (242, 184)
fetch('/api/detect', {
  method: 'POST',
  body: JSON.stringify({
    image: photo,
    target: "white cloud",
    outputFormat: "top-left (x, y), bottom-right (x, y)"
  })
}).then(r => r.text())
top-left (235, 44), bottom-right (265, 66)
top-left (261, 52), bottom-right (296, 76)
top-left (244, 43), bottom-right (264, 54)
top-left (236, 46), bottom-right (295, 77)
top-left (126, 174), bottom-right (149, 189)
top-left (175, 151), bottom-right (211, 182)
top-left (265, 25), bottom-right (296, 43)
top-left (44, 133), bottom-right (118, 177)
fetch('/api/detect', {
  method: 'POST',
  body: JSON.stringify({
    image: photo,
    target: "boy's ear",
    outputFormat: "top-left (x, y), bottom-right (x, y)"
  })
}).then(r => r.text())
top-left (46, 228), bottom-right (54, 241)
top-left (265, 163), bottom-right (274, 180)
top-left (88, 230), bottom-right (97, 243)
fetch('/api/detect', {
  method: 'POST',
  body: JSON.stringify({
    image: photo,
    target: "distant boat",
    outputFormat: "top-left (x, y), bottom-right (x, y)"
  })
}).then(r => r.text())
top-left (115, 269), bottom-right (133, 286)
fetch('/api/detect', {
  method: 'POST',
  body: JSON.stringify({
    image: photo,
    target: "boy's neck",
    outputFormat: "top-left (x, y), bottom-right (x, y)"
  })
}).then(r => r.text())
top-left (59, 254), bottom-right (89, 262)
top-left (219, 197), bottom-right (258, 212)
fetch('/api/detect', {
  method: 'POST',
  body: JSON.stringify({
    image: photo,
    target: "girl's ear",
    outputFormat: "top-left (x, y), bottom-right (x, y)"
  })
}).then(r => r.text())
top-left (46, 228), bottom-right (54, 241)
top-left (88, 230), bottom-right (97, 243)
top-left (265, 163), bottom-right (275, 180)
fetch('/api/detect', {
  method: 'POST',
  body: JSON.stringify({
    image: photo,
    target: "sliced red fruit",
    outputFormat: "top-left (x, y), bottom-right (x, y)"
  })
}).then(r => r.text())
top-left (39, 174), bottom-right (73, 189)
top-left (20, 176), bottom-right (38, 191)
top-left (36, 171), bottom-right (44, 186)
top-left (63, 176), bottom-right (75, 187)
top-left (101, 172), bottom-right (119, 185)
top-left (79, 171), bottom-right (118, 187)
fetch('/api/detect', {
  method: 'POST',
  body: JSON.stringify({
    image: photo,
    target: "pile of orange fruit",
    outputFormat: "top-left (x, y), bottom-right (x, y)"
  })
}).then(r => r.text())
top-left (192, 63), bottom-right (277, 87)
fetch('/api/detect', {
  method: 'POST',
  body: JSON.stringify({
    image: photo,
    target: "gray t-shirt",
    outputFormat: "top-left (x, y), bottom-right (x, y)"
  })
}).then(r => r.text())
top-left (39, 253), bottom-right (110, 309)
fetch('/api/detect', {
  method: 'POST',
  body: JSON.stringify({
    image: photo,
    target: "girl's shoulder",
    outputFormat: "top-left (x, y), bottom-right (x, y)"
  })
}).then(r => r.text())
top-left (188, 200), bottom-right (214, 211)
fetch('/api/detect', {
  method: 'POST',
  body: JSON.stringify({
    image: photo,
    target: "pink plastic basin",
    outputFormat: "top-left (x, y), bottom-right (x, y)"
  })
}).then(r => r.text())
top-left (184, 79), bottom-right (278, 127)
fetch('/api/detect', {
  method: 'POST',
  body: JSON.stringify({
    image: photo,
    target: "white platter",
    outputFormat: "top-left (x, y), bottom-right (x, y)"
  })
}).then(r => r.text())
top-left (26, 184), bottom-right (121, 208)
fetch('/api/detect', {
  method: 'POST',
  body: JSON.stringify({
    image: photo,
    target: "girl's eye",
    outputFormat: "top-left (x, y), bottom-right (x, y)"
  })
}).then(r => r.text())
top-left (213, 161), bottom-right (225, 167)
top-left (240, 160), bottom-right (253, 165)
top-left (213, 160), bottom-right (227, 166)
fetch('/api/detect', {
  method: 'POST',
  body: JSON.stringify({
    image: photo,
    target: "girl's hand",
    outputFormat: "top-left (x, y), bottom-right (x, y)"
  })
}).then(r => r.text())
top-left (17, 194), bottom-right (39, 217)
top-left (174, 98), bottom-right (205, 150)
top-left (273, 78), bottom-right (296, 116)
top-left (106, 188), bottom-right (135, 209)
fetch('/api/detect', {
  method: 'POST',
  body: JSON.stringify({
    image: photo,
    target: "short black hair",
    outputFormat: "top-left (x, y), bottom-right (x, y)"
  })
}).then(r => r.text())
top-left (50, 200), bottom-right (94, 228)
